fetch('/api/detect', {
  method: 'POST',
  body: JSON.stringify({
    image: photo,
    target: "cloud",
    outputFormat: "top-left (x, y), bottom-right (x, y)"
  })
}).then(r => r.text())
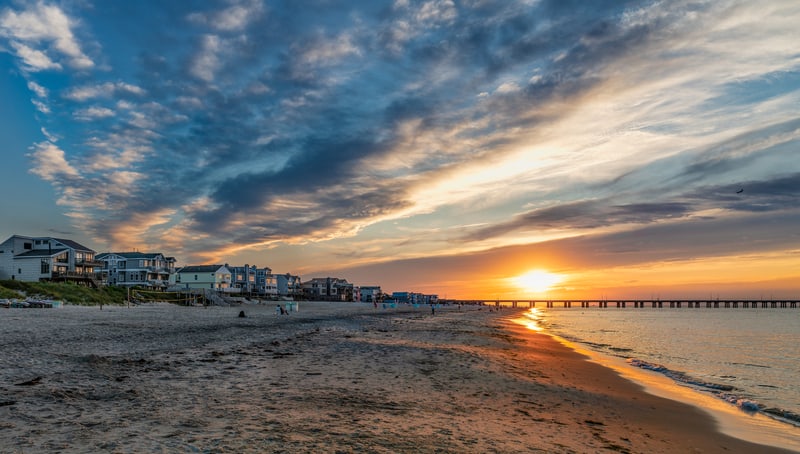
top-left (64, 82), bottom-right (145, 101)
top-left (27, 141), bottom-right (79, 182)
top-left (27, 80), bottom-right (48, 97)
top-left (9, 41), bottom-right (61, 71)
top-left (31, 99), bottom-right (50, 114)
top-left (463, 170), bottom-right (800, 244)
top-left (295, 32), bottom-right (361, 68)
top-left (187, 0), bottom-right (265, 32)
top-left (415, 0), bottom-right (458, 25)
top-left (40, 127), bottom-right (58, 142)
top-left (12, 0), bottom-right (800, 274)
top-left (190, 34), bottom-right (222, 82)
top-left (0, 2), bottom-right (94, 70)
top-left (73, 106), bottom-right (115, 121)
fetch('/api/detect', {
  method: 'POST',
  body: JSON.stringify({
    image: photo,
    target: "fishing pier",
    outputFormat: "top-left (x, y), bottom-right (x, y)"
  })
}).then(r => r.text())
top-left (441, 299), bottom-right (800, 309)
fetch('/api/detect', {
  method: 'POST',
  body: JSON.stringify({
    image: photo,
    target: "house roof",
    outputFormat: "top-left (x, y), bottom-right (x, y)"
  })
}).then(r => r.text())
top-left (14, 248), bottom-right (68, 258)
top-left (178, 265), bottom-right (227, 273)
top-left (97, 252), bottom-right (164, 260)
top-left (52, 238), bottom-right (95, 252)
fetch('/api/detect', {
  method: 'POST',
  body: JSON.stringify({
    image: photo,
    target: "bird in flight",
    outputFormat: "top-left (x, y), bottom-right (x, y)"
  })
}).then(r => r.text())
top-left (736, 188), bottom-right (744, 194)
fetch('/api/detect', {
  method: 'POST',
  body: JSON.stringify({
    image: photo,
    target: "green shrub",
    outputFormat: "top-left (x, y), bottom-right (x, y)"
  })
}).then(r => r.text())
top-left (0, 285), bottom-right (22, 299)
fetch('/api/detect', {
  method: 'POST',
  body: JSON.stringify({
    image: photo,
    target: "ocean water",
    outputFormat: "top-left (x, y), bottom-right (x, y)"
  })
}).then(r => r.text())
top-left (521, 307), bottom-right (800, 429)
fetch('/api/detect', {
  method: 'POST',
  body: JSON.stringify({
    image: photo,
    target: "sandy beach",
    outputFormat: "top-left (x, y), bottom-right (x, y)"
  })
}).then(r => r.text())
top-left (0, 302), bottom-right (795, 453)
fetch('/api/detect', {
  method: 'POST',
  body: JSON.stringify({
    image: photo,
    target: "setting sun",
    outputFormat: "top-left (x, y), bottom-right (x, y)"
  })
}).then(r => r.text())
top-left (512, 270), bottom-right (564, 295)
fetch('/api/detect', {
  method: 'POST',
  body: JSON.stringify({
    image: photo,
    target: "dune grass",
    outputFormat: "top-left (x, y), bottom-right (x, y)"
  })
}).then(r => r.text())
top-left (0, 280), bottom-right (129, 305)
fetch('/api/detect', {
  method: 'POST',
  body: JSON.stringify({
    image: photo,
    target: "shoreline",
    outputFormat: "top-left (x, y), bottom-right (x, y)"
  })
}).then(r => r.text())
top-left (551, 330), bottom-right (800, 451)
top-left (502, 312), bottom-right (799, 453)
top-left (0, 302), bottom-right (796, 452)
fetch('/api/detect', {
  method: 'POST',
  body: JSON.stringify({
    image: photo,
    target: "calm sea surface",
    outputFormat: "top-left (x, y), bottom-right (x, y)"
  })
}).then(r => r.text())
top-left (523, 308), bottom-right (800, 428)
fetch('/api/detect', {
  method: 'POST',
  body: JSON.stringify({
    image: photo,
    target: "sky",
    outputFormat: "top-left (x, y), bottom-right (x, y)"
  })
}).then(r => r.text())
top-left (1, 0), bottom-right (799, 300)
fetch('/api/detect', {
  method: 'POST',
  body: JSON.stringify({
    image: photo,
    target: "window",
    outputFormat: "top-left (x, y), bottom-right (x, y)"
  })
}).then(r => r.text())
top-left (18, 268), bottom-right (22, 274)
top-left (41, 261), bottom-right (49, 274)
top-left (24, 242), bottom-right (32, 249)
top-left (194, 275), bottom-right (198, 280)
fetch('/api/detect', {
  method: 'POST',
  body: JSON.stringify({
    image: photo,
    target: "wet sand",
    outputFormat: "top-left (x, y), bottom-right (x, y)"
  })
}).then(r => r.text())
top-left (0, 302), bottom-right (795, 453)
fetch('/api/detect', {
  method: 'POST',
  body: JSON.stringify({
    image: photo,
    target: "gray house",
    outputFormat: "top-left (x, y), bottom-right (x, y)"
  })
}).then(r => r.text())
top-left (96, 252), bottom-right (176, 290)
top-left (0, 235), bottom-right (101, 286)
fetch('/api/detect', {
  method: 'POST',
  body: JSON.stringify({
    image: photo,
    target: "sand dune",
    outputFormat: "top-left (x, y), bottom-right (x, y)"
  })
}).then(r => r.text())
top-left (0, 302), bottom-right (794, 453)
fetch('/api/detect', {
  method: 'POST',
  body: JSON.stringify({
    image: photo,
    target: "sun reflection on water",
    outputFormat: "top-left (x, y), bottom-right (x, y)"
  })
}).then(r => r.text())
top-left (515, 307), bottom-right (544, 332)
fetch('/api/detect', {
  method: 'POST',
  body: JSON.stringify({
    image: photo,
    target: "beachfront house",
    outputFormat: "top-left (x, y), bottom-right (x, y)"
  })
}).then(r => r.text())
top-left (256, 267), bottom-right (278, 298)
top-left (391, 291), bottom-right (439, 305)
top-left (302, 277), bottom-right (354, 301)
top-left (96, 252), bottom-right (176, 290)
top-left (359, 286), bottom-right (382, 303)
top-left (226, 264), bottom-right (256, 294)
top-left (173, 265), bottom-right (232, 291)
top-left (224, 263), bottom-right (276, 297)
top-left (276, 273), bottom-right (301, 298)
top-left (0, 235), bottom-right (102, 286)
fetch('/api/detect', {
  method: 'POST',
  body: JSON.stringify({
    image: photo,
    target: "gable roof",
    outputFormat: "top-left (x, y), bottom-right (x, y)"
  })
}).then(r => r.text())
top-left (178, 265), bottom-right (227, 273)
top-left (52, 238), bottom-right (94, 252)
top-left (97, 252), bottom-right (164, 260)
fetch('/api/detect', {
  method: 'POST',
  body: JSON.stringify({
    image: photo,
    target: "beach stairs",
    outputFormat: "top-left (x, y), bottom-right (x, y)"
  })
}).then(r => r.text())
top-left (203, 290), bottom-right (229, 306)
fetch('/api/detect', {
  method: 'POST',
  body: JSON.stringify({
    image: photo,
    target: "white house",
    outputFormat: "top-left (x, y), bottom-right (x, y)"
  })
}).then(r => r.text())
top-left (96, 252), bottom-right (176, 289)
top-left (173, 265), bottom-right (231, 291)
top-left (0, 235), bottom-right (101, 286)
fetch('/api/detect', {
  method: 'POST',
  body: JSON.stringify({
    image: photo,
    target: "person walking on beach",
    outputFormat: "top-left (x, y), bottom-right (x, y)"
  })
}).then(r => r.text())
top-left (430, 304), bottom-right (435, 315)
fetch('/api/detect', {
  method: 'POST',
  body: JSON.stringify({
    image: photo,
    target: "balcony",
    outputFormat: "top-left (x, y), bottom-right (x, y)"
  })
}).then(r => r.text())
top-left (49, 271), bottom-right (100, 288)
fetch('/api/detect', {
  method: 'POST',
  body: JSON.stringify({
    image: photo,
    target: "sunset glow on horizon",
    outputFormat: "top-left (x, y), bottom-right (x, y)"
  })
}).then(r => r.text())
top-left (512, 270), bottom-right (565, 297)
top-left (1, 1), bottom-right (798, 299)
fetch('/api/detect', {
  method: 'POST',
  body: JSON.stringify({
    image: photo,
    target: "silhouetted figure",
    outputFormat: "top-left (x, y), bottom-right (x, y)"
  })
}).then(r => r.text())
top-left (238, 310), bottom-right (246, 318)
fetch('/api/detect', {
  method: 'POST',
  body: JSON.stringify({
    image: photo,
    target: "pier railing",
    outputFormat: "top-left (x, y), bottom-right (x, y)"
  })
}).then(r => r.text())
top-left (440, 299), bottom-right (799, 309)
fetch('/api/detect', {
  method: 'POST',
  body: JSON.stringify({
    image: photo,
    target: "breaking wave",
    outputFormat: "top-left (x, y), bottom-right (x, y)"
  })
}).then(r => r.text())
top-left (627, 358), bottom-right (800, 427)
